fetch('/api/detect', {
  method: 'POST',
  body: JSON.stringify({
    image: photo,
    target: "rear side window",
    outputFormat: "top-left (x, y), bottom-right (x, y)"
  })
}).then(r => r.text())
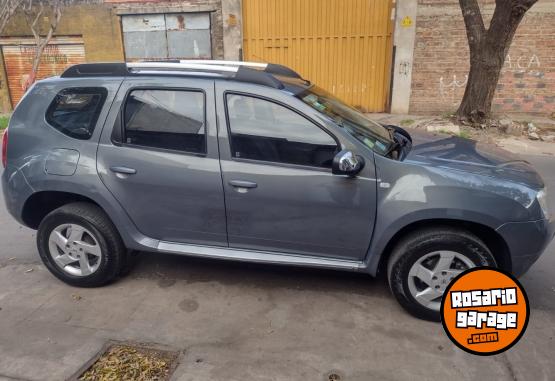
top-left (46, 87), bottom-right (107, 140)
top-left (124, 89), bottom-right (206, 154)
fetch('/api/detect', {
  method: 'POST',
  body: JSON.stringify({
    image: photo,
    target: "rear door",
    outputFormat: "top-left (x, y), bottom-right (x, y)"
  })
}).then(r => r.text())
top-left (215, 81), bottom-right (377, 260)
top-left (97, 77), bottom-right (227, 246)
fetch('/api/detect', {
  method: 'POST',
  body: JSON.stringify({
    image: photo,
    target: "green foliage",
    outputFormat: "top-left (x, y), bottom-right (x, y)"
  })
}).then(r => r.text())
top-left (399, 119), bottom-right (415, 127)
top-left (458, 130), bottom-right (472, 139)
top-left (0, 116), bottom-right (9, 130)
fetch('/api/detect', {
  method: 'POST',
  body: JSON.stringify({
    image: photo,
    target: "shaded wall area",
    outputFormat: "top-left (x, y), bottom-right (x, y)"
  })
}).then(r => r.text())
top-left (410, 0), bottom-right (555, 116)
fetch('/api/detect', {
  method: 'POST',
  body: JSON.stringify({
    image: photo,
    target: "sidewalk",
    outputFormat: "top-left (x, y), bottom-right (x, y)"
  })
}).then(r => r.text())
top-left (368, 112), bottom-right (555, 157)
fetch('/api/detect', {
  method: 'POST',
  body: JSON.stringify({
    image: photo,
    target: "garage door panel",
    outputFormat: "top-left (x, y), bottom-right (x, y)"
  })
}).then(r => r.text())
top-left (167, 30), bottom-right (212, 59)
top-left (123, 31), bottom-right (168, 60)
top-left (242, 0), bottom-right (393, 112)
top-left (165, 13), bottom-right (210, 30)
top-left (122, 13), bottom-right (213, 61)
top-left (122, 14), bottom-right (166, 32)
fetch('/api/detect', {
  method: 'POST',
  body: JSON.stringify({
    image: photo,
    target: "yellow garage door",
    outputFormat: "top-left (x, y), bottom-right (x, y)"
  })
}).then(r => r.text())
top-left (242, 0), bottom-right (394, 112)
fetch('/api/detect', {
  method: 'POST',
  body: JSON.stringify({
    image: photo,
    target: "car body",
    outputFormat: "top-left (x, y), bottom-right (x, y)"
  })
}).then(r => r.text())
top-left (2, 61), bottom-right (553, 320)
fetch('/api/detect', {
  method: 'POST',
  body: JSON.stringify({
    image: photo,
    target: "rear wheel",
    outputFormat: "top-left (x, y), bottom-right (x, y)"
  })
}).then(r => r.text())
top-left (37, 202), bottom-right (126, 287)
top-left (387, 227), bottom-right (496, 321)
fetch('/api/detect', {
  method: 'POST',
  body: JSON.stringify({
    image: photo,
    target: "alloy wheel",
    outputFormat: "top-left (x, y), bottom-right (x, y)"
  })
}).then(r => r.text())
top-left (407, 251), bottom-right (475, 311)
top-left (48, 223), bottom-right (102, 277)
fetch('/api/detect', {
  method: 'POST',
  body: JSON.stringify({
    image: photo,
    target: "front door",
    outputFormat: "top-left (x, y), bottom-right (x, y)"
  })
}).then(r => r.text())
top-left (97, 77), bottom-right (227, 246)
top-left (215, 82), bottom-right (377, 260)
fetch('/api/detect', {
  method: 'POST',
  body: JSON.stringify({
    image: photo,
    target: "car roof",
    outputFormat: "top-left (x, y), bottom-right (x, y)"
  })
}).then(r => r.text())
top-left (60, 61), bottom-right (313, 94)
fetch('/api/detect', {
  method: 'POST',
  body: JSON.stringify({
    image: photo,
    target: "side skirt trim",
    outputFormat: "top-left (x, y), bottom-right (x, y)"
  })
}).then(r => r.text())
top-left (157, 241), bottom-right (366, 271)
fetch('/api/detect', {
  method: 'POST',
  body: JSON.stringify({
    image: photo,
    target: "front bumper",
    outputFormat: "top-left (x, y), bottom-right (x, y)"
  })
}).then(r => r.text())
top-left (496, 218), bottom-right (555, 277)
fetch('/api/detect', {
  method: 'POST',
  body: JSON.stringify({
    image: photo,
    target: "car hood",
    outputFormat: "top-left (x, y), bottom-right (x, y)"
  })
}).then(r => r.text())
top-left (404, 129), bottom-right (544, 189)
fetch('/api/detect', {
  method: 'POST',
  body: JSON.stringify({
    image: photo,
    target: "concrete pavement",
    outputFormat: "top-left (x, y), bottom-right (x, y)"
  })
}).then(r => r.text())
top-left (0, 154), bottom-right (554, 381)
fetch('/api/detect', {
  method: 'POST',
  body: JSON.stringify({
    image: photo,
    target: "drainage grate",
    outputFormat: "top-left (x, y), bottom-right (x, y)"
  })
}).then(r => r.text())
top-left (71, 341), bottom-right (180, 381)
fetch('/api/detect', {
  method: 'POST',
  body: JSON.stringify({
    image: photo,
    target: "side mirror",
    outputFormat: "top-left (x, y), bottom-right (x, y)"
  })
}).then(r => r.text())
top-left (332, 150), bottom-right (364, 176)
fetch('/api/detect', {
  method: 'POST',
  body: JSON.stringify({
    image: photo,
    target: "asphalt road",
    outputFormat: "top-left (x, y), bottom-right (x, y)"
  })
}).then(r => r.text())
top-left (0, 154), bottom-right (554, 380)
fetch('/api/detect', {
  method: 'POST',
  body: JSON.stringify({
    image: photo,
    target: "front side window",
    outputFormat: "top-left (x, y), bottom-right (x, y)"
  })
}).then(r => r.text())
top-left (124, 89), bottom-right (205, 154)
top-left (46, 87), bottom-right (107, 140)
top-left (226, 94), bottom-right (338, 168)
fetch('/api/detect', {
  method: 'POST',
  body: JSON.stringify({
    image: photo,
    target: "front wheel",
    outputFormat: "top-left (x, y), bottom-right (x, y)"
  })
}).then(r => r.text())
top-left (387, 227), bottom-right (496, 321)
top-left (37, 202), bottom-right (126, 287)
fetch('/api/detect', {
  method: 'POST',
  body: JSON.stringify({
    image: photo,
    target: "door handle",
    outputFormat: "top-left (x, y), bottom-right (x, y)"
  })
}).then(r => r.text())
top-left (110, 166), bottom-right (137, 175)
top-left (229, 180), bottom-right (257, 189)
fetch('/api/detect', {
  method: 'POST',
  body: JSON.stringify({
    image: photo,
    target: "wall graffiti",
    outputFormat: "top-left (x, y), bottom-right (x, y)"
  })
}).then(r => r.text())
top-left (398, 60), bottom-right (411, 76)
top-left (503, 54), bottom-right (541, 76)
top-left (19, 45), bottom-right (69, 65)
top-left (439, 74), bottom-right (468, 105)
top-left (437, 53), bottom-right (543, 105)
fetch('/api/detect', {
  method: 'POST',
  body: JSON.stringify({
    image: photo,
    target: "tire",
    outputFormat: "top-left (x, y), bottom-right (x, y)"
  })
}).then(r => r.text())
top-left (387, 227), bottom-right (496, 321)
top-left (37, 202), bottom-right (126, 287)
top-left (118, 250), bottom-right (141, 277)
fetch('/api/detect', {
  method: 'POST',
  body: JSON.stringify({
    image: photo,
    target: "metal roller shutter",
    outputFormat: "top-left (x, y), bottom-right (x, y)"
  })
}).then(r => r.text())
top-left (0, 36), bottom-right (85, 107)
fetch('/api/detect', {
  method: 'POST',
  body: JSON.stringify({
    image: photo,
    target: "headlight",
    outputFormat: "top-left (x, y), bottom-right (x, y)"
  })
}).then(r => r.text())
top-left (537, 189), bottom-right (549, 219)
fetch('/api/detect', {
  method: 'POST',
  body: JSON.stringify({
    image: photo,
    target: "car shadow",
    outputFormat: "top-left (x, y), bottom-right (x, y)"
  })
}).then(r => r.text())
top-left (127, 251), bottom-right (392, 299)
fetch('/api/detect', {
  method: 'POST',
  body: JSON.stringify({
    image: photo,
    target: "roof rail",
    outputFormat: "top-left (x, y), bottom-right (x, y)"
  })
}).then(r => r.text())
top-left (127, 62), bottom-right (238, 73)
top-left (61, 63), bottom-right (128, 78)
top-left (60, 62), bottom-right (289, 89)
top-left (182, 60), bottom-right (267, 68)
top-left (235, 66), bottom-right (284, 89)
top-left (181, 60), bottom-right (302, 79)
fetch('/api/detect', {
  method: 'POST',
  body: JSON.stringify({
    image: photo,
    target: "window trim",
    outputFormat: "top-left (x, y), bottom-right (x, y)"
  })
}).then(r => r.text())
top-left (45, 87), bottom-right (108, 140)
top-left (116, 86), bottom-right (208, 156)
top-left (223, 91), bottom-right (341, 170)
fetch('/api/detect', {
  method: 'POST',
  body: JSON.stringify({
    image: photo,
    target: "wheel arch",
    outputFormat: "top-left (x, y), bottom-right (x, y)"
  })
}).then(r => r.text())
top-left (23, 191), bottom-right (104, 229)
top-left (374, 219), bottom-right (512, 276)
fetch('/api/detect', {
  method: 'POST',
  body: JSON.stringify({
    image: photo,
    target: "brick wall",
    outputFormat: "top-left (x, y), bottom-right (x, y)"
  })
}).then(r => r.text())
top-left (409, 0), bottom-right (555, 116)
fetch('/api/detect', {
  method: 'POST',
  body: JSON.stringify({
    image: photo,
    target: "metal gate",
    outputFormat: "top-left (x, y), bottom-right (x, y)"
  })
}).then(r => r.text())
top-left (242, 0), bottom-right (394, 112)
top-left (122, 13), bottom-right (212, 61)
top-left (0, 36), bottom-right (85, 107)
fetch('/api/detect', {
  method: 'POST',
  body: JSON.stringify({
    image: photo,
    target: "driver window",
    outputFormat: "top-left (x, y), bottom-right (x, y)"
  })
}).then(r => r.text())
top-left (226, 94), bottom-right (338, 168)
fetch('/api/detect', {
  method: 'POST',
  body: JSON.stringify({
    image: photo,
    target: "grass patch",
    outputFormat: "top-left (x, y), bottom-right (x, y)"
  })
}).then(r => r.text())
top-left (438, 129), bottom-right (454, 135)
top-left (399, 118), bottom-right (415, 127)
top-left (79, 343), bottom-right (179, 381)
top-left (0, 116), bottom-right (9, 130)
top-left (458, 130), bottom-right (472, 139)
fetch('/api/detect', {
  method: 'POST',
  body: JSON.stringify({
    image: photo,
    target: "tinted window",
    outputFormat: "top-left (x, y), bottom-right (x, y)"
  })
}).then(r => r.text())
top-left (124, 89), bottom-right (205, 154)
top-left (226, 94), bottom-right (338, 168)
top-left (46, 87), bottom-right (107, 140)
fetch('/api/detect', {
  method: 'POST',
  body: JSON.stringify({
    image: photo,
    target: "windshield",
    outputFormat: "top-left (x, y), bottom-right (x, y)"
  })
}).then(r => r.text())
top-left (297, 85), bottom-right (394, 155)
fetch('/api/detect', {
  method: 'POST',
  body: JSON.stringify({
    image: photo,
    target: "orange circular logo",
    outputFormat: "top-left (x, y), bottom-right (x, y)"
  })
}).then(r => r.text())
top-left (441, 267), bottom-right (529, 356)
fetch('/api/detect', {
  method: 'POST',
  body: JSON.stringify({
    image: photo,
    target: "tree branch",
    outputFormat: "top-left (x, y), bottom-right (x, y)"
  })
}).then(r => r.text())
top-left (459, 0), bottom-right (486, 53)
top-left (0, 0), bottom-right (25, 35)
top-left (21, 0), bottom-right (67, 90)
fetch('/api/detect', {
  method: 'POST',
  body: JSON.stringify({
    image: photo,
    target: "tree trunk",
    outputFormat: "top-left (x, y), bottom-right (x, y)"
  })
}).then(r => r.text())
top-left (456, 43), bottom-right (507, 124)
top-left (456, 0), bottom-right (538, 124)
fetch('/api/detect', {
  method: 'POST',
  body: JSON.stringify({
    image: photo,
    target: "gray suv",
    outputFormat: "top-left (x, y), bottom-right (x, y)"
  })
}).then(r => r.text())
top-left (2, 61), bottom-right (553, 320)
